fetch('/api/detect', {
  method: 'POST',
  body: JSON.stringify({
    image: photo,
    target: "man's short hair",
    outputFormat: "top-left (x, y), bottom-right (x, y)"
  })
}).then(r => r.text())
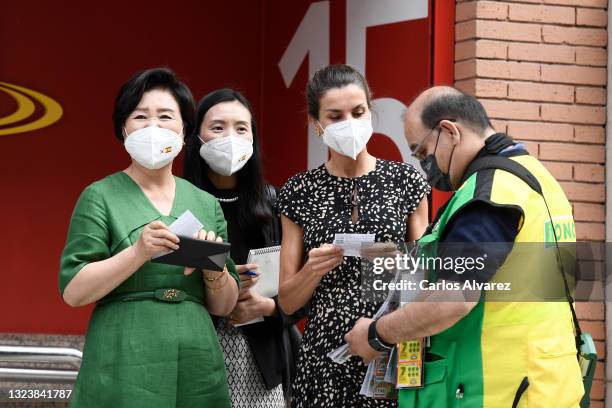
top-left (421, 91), bottom-right (492, 134)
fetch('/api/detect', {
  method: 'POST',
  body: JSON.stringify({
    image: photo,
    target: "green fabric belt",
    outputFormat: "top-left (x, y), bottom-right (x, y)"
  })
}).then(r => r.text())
top-left (97, 288), bottom-right (204, 306)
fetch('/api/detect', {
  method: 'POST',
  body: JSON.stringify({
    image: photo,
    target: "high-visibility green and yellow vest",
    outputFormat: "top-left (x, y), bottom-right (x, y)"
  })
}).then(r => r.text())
top-left (399, 152), bottom-right (584, 407)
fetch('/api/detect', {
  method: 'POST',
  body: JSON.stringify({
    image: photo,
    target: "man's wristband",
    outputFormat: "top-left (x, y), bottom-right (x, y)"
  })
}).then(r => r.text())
top-left (368, 319), bottom-right (394, 352)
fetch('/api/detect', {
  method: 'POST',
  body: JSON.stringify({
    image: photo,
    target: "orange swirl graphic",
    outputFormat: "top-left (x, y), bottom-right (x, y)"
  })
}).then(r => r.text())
top-left (0, 82), bottom-right (63, 135)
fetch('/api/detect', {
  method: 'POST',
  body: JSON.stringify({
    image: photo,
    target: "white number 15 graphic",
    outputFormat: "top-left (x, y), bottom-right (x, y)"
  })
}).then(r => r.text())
top-left (278, 0), bottom-right (428, 169)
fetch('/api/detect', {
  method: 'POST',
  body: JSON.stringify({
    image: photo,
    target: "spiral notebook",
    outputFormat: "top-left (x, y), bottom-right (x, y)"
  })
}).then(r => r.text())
top-left (235, 245), bottom-right (281, 327)
top-left (247, 245), bottom-right (281, 298)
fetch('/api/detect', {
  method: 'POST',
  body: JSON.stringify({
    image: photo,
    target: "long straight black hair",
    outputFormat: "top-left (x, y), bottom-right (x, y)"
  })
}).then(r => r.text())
top-left (183, 88), bottom-right (273, 231)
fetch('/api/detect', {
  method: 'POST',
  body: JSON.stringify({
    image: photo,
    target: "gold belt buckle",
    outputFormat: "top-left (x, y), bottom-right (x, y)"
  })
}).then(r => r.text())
top-left (154, 288), bottom-right (187, 303)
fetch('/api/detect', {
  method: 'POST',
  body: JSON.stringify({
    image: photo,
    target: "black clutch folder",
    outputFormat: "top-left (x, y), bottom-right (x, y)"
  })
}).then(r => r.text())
top-left (151, 235), bottom-right (231, 271)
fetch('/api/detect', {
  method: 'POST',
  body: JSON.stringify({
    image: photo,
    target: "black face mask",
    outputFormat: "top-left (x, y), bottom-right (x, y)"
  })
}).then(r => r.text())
top-left (419, 129), bottom-right (455, 192)
top-left (420, 154), bottom-right (453, 192)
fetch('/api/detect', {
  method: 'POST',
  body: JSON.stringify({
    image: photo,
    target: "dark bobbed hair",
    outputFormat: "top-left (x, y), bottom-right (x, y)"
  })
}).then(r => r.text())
top-left (306, 64), bottom-right (372, 119)
top-left (420, 90), bottom-right (492, 134)
top-left (112, 67), bottom-right (195, 142)
top-left (183, 88), bottom-right (273, 230)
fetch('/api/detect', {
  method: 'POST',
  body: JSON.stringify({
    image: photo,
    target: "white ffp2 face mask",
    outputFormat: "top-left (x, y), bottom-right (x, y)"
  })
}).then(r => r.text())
top-left (124, 126), bottom-right (183, 170)
top-left (320, 118), bottom-right (373, 160)
top-left (199, 135), bottom-right (254, 176)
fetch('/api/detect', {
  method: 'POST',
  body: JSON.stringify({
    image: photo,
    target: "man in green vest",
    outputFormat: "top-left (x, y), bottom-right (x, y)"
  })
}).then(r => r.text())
top-left (345, 86), bottom-right (583, 407)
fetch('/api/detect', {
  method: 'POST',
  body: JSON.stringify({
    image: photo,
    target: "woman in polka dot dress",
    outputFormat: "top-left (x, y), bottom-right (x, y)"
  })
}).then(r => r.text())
top-left (277, 64), bottom-right (430, 407)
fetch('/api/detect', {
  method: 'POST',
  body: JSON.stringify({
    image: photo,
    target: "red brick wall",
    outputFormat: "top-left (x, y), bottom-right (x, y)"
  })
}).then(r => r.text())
top-left (454, 1), bottom-right (607, 405)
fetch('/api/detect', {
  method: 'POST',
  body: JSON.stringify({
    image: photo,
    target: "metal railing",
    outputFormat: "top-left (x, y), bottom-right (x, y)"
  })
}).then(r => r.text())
top-left (0, 346), bottom-right (82, 383)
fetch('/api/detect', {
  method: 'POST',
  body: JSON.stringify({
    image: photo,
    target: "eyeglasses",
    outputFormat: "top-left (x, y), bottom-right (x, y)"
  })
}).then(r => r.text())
top-left (410, 119), bottom-right (454, 161)
top-left (411, 126), bottom-right (439, 161)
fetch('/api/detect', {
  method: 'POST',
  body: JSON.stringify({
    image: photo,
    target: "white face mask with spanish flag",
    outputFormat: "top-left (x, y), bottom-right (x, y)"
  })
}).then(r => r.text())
top-left (124, 126), bottom-right (183, 169)
top-left (199, 135), bottom-right (254, 176)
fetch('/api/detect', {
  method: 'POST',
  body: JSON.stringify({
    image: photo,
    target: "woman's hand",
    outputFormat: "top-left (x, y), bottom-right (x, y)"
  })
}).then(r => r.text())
top-left (229, 290), bottom-right (276, 325)
top-left (278, 215), bottom-right (341, 315)
top-left (184, 229), bottom-right (224, 276)
top-left (236, 264), bottom-right (260, 296)
top-left (360, 242), bottom-right (400, 266)
top-left (303, 244), bottom-right (344, 277)
top-left (134, 220), bottom-right (179, 260)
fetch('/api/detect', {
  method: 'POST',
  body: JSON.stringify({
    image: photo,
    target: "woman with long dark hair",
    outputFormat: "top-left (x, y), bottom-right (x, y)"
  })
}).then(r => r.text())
top-left (184, 88), bottom-right (302, 407)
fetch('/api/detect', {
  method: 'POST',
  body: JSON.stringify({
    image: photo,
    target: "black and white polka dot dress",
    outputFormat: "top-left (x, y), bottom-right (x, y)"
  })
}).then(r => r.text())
top-left (278, 159), bottom-right (430, 407)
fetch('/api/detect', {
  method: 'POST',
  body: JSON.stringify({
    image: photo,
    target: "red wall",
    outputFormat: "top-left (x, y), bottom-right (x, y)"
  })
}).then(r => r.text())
top-left (0, 0), bottom-right (263, 334)
top-left (260, 0), bottom-right (433, 184)
top-left (1, 0), bottom-right (452, 334)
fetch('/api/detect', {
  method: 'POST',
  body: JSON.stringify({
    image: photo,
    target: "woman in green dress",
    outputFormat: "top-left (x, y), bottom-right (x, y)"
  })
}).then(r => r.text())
top-left (59, 68), bottom-right (239, 407)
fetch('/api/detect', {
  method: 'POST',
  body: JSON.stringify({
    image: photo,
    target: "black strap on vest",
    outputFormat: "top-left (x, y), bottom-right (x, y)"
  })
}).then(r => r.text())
top-left (463, 155), bottom-right (583, 355)
top-left (462, 156), bottom-right (543, 195)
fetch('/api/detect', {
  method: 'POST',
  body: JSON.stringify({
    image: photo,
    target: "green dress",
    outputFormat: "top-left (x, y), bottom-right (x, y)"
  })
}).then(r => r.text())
top-left (59, 172), bottom-right (239, 408)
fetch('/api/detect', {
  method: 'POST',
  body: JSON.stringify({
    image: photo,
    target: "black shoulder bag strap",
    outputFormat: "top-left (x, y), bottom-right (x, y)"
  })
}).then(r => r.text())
top-left (463, 155), bottom-right (583, 355)
top-left (265, 184), bottom-right (281, 246)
